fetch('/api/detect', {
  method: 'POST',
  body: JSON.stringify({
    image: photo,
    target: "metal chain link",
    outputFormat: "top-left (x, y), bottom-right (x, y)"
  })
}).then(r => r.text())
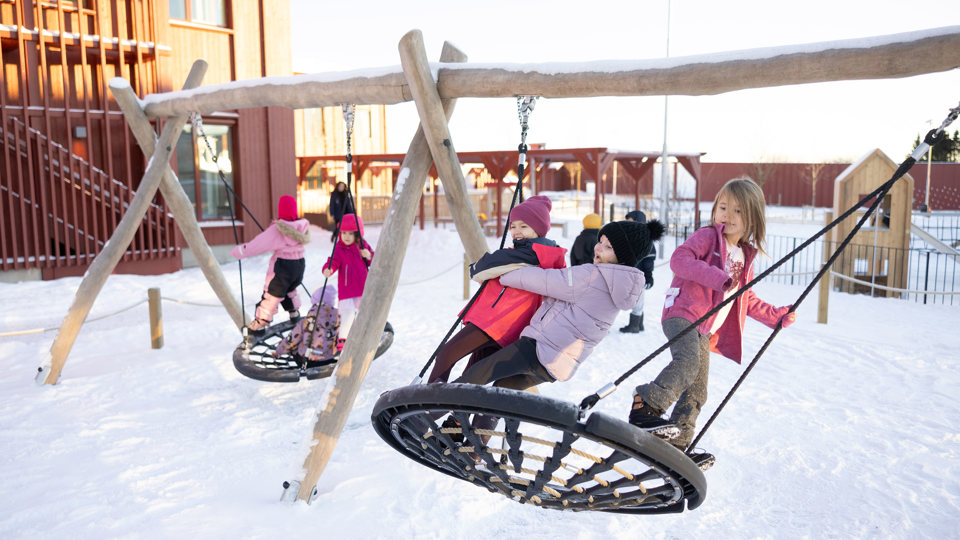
top-left (515, 96), bottom-right (538, 151)
top-left (341, 104), bottom-right (356, 157)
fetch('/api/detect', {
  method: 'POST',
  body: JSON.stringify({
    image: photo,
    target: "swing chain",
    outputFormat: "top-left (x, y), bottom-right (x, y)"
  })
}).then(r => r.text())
top-left (341, 104), bottom-right (356, 170)
top-left (191, 112), bottom-right (221, 168)
top-left (516, 96), bottom-right (538, 155)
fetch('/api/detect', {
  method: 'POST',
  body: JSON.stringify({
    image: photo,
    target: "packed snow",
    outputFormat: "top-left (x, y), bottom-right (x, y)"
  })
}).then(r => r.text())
top-left (1, 205), bottom-right (958, 539)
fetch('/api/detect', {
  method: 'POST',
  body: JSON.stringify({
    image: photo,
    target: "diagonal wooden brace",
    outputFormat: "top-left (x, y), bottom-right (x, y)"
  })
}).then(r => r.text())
top-left (36, 60), bottom-right (209, 385)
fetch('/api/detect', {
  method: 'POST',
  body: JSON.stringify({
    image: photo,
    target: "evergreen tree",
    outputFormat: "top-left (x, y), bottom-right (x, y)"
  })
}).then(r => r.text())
top-left (911, 129), bottom-right (960, 162)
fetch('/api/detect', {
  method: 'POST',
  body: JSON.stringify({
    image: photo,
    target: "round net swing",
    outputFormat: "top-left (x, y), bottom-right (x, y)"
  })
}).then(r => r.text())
top-left (233, 321), bottom-right (394, 383)
top-left (371, 383), bottom-right (706, 513)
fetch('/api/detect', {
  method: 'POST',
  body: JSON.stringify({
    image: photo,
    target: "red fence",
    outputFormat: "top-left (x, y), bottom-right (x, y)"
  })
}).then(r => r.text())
top-left (699, 162), bottom-right (960, 210)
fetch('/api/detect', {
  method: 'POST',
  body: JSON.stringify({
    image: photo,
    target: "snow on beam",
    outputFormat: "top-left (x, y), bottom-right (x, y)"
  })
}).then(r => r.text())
top-left (139, 26), bottom-right (960, 118)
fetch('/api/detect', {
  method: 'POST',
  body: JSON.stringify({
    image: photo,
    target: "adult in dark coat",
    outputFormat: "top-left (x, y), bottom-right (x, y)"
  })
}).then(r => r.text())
top-left (328, 181), bottom-right (355, 241)
top-left (620, 210), bottom-right (657, 332)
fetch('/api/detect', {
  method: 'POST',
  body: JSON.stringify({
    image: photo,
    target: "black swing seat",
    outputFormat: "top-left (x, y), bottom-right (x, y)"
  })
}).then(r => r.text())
top-left (233, 320), bottom-right (394, 383)
top-left (371, 383), bottom-right (707, 514)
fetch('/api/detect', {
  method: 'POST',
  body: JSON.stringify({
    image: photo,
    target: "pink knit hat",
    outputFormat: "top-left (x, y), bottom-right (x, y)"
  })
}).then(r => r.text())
top-left (509, 195), bottom-right (552, 237)
top-left (339, 213), bottom-right (365, 237)
top-left (277, 195), bottom-right (298, 221)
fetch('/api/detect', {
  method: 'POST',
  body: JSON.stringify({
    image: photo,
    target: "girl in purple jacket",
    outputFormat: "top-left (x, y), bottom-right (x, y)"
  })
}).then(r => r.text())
top-left (454, 219), bottom-right (663, 391)
top-left (629, 177), bottom-right (796, 460)
top-left (231, 195), bottom-right (311, 333)
top-left (322, 213), bottom-right (373, 350)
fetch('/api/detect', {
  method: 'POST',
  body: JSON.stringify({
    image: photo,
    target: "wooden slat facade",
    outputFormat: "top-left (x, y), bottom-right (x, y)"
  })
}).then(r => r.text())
top-left (1, 0), bottom-right (295, 280)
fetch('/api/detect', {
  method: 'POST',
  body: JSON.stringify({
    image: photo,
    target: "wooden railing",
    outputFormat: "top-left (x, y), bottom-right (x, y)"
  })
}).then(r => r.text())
top-left (1, 115), bottom-right (177, 273)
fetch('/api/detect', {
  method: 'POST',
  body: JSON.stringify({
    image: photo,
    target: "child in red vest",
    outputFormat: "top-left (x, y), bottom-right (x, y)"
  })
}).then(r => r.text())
top-left (428, 195), bottom-right (567, 383)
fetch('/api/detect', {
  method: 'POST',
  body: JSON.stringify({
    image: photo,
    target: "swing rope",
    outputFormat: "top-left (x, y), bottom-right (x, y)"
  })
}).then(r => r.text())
top-left (191, 113), bottom-right (311, 333)
top-left (412, 96), bottom-right (540, 382)
top-left (579, 101), bottom-right (960, 450)
top-left (190, 113), bottom-right (250, 328)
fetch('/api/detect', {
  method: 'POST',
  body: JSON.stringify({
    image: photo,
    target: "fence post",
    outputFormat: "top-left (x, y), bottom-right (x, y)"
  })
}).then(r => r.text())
top-left (148, 287), bottom-right (163, 349)
top-left (818, 210), bottom-right (833, 324)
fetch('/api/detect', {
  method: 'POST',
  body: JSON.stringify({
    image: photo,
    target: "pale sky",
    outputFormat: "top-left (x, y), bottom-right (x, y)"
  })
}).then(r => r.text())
top-left (289, 0), bottom-right (960, 163)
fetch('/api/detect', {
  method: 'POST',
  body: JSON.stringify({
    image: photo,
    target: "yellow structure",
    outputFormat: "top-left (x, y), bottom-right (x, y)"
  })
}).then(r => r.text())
top-left (831, 149), bottom-right (914, 298)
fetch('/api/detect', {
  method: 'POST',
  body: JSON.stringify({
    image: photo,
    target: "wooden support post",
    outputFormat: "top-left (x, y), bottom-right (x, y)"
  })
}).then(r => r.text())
top-left (148, 287), bottom-right (163, 349)
top-left (398, 29), bottom-right (488, 263)
top-left (110, 72), bottom-right (247, 330)
top-left (293, 42), bottom-right (468, 503)
top-left (36, 60), bottom-right (208, 385)
top-left (818, 210), bottom-right (834, 324)
top-left (463, 253), bottom-right (470, 300)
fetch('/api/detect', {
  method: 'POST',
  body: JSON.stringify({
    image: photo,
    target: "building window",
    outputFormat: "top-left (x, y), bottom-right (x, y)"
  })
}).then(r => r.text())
top-left (176, 122), bottom-right (236, 221)
top-left (169, 0), bottom-right (227, 27)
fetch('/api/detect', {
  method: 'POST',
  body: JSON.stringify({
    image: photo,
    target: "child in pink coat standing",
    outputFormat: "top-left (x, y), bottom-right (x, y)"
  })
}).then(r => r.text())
top-left (231, 195), bottom-right (311, 333)
top-left (322, 213), bottom-right (373, 349)
top-left (628, 177), bottom-right (797, 469)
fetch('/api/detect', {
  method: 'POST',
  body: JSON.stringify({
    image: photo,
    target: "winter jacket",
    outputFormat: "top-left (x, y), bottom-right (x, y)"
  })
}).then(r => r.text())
top-left (275, 302), bottom-right (340, 361)
top-left (499, 262), bottom-right (644, 382)
top-left (569, 228), bottom-right (599, 266)
top-left (329, 191), bottom-right (354, 224)
top-left (322, 239), bottom-right (374, 300)
top-left (230, 219), bottom-right (311, 267)
top-left (662, 222), bottom-right (791, 363)
top-left (464, 238), bottom-right (567, 346)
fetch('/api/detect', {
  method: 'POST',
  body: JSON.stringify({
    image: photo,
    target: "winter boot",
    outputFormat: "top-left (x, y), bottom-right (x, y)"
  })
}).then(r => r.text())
top-left (336, 338), bottom-right (346, 352)
top-left (687, 451), bottom-right (715, 472)
top-left (288, 309), bottom-right (301, 323)
top-left (619, 313), bottom-right (643, 333)
top-left (628, 395), bottom-right (680, 440)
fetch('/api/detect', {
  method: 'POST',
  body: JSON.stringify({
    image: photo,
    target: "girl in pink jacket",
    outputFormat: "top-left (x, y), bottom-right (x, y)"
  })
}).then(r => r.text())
top-left (629, 177), bottom-right (796, 461)
top-left (322, 213), bottom-right (373, 349)
top-left (231, 195), bottom-right (311, 333)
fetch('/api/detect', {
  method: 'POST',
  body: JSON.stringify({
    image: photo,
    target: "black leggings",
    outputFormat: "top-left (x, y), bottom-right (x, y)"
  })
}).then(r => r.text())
top-left (428, 323), bottom-right (500, 383)
top-left (454, 337), bottom-right (555, 391)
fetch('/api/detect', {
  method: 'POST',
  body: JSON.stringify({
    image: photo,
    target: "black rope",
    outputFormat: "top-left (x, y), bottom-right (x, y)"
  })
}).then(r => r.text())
top-left (579, 108), bottom-right (958, 418)
top-left (191, 113), bottom-right (312, 332)
top-left (414, 97), bottom-right (539, 381)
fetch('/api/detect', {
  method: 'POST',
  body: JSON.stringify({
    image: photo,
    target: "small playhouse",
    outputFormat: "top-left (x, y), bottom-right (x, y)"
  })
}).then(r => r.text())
top-left (830, 148), bottom-right (914, 298)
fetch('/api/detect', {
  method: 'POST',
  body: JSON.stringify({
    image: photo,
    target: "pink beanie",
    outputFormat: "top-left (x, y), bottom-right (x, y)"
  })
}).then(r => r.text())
top-left (339, 213), bottom-right (365, 237)
top-left (278, 195), bottom-right (298, 221)
top-left (509, 195), bottom-right (552, 237)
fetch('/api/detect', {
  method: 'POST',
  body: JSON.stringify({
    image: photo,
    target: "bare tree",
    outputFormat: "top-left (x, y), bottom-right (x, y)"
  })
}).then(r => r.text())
top-left (804, 162), bottom-right (827, 208)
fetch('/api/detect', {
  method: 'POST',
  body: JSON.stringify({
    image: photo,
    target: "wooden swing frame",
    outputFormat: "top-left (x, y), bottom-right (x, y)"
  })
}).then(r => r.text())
top-left (36, 25), bottom-right (960, 504)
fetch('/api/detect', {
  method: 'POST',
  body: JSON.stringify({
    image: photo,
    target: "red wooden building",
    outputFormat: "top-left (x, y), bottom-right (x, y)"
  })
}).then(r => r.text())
top-left (1, 0), bottom-right (294, 281)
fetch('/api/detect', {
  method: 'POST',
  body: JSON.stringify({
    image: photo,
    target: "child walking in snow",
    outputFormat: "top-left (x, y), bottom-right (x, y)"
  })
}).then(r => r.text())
top-left (322, 213), bottom-right (373, 350)
top-left (427, 195), bottom-right (567, 384)
top-left (231, 195), bottom-right (311, 333)
top-left (628, 177), bottom-right (796, 468)
top-left (275, 285), bottom-right (340, 362)
top-left (453, 219), bottom-right (664, 391)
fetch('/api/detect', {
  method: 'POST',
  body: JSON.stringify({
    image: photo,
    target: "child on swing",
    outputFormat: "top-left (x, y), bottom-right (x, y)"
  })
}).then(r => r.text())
top-left (322, 213), bottom-right (373, 351)
top-left (427, 195), bottom-right (567, 384)
top-left (453, 218), bottom-right (664, 391)
top-left (627, 177), bottom-right (796, 469)
top-left (275, 285), bottom-right (339, 362)
top-left (230, 195), bottom-right (311, 333)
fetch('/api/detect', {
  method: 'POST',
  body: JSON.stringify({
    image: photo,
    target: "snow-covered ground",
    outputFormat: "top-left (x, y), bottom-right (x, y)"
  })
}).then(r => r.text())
top-left (1, 205), bottom-right (958, 539)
